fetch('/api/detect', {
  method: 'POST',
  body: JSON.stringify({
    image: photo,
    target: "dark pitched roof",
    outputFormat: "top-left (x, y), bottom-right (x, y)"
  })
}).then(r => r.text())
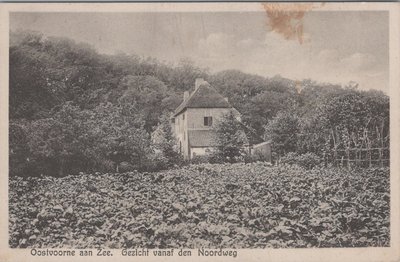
top-left (174, 83), bottom-right (231, 116)
top-left (188, 130), bottom-right (217, 147)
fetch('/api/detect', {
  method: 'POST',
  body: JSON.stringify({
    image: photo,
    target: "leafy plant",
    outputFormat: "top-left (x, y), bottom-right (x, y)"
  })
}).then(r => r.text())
top-left (280, 152), bottom-right (322, 170)
top-left (9, 163), bottom-right (389, 249)
top-left (212, 111), bottom-right (248, 163)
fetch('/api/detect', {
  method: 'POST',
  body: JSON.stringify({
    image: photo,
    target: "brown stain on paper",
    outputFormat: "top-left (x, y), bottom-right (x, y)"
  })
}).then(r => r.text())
top-left (262, 3), bottom-right (324, 44)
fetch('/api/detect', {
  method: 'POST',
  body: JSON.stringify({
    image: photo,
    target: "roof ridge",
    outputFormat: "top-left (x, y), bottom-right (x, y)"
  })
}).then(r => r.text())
top-left (186, 82), bottom-right (205, 100)
top-left (173, 83), bottom-right (206, 116)
top-left (173, 82), bottom-right (231, 116)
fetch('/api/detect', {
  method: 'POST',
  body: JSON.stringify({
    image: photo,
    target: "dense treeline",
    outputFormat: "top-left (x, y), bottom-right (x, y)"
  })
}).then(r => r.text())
top-left (9, 30), bottom-right (389, 176)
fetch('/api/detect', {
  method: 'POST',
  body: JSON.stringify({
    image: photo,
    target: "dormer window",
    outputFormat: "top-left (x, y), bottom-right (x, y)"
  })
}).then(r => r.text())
top-left (204, 116), bottom-right (213, 127)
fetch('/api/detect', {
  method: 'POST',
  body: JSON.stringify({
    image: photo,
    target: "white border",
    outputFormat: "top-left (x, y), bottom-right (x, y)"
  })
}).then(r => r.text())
top-left (0, 3), bottom-right (399, 262)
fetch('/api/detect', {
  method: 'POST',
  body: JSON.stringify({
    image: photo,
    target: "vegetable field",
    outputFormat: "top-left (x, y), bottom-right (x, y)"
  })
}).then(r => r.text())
top-left (9, 163), bottom-right (390, 248)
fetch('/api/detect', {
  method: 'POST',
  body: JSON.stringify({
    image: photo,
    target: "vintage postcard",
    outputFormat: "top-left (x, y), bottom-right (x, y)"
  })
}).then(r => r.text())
top-left (0, 2), bottom-right (399, 262)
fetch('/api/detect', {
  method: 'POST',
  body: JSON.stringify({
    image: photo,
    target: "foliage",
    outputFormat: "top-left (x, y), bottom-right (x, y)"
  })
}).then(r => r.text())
top-left (264, 110), bottom-right (300, 157)
top-left (280, 152), bottom-right (322, 170)
top-left (25, 103), bottom-right (97, 177)
top-left (88, 103), bottom-right (155, 173)
top-left (9, 163), bottom-right (389, 248)
top-left (319, 90), bottom-right (390, 153)
top-left (10, 102), bottom-right (159, 176)
top-left (209, 72), bottom-right (298, 137)
top-left (9, 30), bottom-right (390, 174)
top-left (9, 121), bottom-right (30, 176)
top-left (117, 75), bottom-right (174, 132)
top-left (10, 31), bottom-right (58, 119)
top-left (212, 111), bottom-right (248, 163)
top-left (151, 113), bottom-right (183, 168)
top-left (190, 155), bottom-right (212, 165)
top-left (265, 88), bottom-right (389, 164)
top-left (244, 91), bottom-right (297, 137)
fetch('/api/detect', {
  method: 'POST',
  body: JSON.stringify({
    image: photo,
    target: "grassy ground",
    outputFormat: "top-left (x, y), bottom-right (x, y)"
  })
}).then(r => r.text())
top-left (9, 163), bottom-right (390, 248)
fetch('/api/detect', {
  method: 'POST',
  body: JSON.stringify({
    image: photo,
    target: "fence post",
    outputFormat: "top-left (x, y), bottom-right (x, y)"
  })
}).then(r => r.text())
top-left (331, 129), bottom-right (338, 168)
top-left (368, 148), bottom-right (372, 168)
top-left (346, 149), bottom-right (350, 169)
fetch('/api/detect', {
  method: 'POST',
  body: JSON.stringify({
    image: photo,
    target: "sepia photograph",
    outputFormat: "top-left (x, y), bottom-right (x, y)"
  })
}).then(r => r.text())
top-left (1, 2), bottom-right (399, 262)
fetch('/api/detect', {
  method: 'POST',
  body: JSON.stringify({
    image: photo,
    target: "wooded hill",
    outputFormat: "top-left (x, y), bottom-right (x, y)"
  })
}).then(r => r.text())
top-left (9, 30), bottom-right (390, 176)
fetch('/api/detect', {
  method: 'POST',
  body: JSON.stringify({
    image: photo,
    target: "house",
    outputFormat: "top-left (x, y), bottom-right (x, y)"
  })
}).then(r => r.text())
top-left (171, 78), bottom-right (271, 161)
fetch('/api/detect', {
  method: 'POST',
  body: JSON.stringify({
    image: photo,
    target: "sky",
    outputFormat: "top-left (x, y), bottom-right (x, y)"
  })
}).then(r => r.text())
top-left (10, 11), bottom-right (389, 92)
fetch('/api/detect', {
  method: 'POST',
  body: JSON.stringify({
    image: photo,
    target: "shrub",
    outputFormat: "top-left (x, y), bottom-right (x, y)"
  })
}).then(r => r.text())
top-left (118, 161), bottom-right (135, 173)
top-left (191, 155), bottom-right (211, 164)
top-left (244, 150), bottom-right (271, 163)
top-left (280, 152), bottom-right (322, 170)
top-left (213, 111), bottom-right (248, 163)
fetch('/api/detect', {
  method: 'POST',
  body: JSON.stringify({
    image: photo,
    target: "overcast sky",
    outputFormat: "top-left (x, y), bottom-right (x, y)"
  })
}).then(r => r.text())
top-left (10, 11), bottom-right (389, 92)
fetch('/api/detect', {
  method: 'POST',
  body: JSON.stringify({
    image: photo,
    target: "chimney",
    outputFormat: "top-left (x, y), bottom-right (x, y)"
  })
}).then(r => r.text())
top-left (295, 80), bottom-right (302, 94)
top-left (195, 78), bottom-right (206, 91)
top-left (183, 91), bottom-right (189, 101)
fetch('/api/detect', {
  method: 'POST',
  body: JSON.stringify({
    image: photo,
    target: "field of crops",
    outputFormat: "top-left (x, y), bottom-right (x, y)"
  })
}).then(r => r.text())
top-left (9, 163), bottom-right (390, 248)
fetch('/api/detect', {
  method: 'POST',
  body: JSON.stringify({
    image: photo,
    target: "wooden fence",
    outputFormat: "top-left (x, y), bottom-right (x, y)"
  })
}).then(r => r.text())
top-left (326, 147), bottom-right (390, 168)
top-left (271, 122), bottom-right (390, 169)
top-left (328, 124), bottom-right (390, 168)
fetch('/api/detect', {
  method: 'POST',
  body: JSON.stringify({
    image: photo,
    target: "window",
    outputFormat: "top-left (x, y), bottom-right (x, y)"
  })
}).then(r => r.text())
top-left (182, 113), bottom-right (185, 120)
top-left (204, 116), bottom-right (213, 126)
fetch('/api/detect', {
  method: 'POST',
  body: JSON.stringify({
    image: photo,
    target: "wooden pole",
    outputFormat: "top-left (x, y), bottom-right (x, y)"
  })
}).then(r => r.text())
top-left (331, 129), bottom-right (338, 167)
top-left (381, 119), bottom-right (385, 167)
top-left (366, 130), bottom-right (372, 168)
top-left (346, 129), bottom-right (351, 170)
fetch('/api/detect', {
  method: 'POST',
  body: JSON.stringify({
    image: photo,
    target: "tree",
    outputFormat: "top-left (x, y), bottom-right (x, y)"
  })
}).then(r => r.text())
top-left (25, 102), bottom-right (155, 176)
top-left (10, 31), bottom-right (57, 119)
top-left (9, 30), bottom-right (390, 174)
top-left (26, 102), bottom-right (95, 176)
top-left (264, 110), bottom-right (300, 157)
top-left (86, 103), bottom-right (153, 172)
top-left (213, 111), bottom-right (248, 163)
top-left (296, 88), bottom-right (389, 162)
top-left (244, 91), bottom-right (297, 137)
top-left (170, 58), bottom-right (209, 92)
top-left (209, 71), bottom-right (299, 138)
top-left (152, 113), bottom-right (182, 167)
top-left (118, 75), bottom-right (171, 132)
top-left (9, 121), bottom-right (30, 176)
